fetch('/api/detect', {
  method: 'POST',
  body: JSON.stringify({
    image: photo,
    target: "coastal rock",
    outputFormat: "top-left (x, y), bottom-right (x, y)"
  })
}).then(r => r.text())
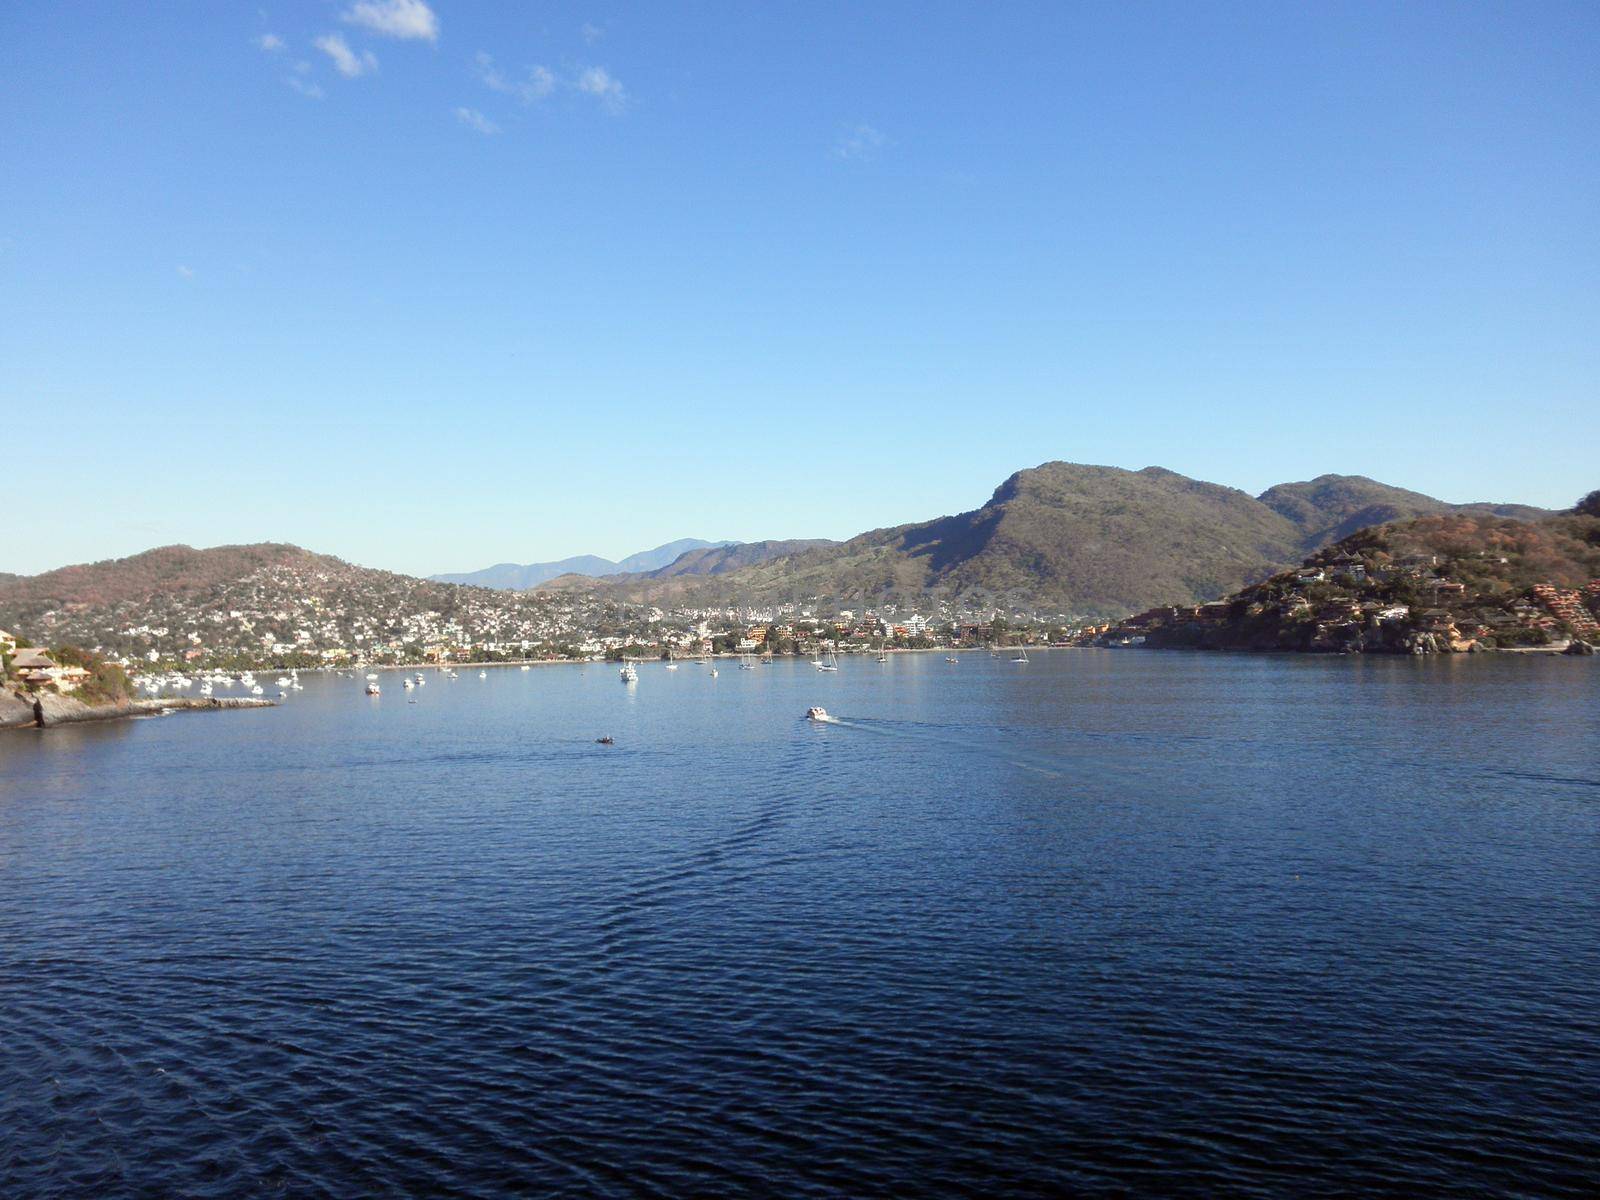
top-left (35, 692), bottom-right (132, 727)
top-left (1563, 639), bottom-right (1596, 656)
top-left (132, 697), bottom-right (276, 715)
top-left (0, 688), bottom-right (40, 728)
top-left (2, 691), bottom-right (277, 731)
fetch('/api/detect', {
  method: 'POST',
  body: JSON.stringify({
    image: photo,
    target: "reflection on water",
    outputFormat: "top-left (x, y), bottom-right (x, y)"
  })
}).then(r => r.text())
top-left (2, 651), bottom-right (1598, 1197)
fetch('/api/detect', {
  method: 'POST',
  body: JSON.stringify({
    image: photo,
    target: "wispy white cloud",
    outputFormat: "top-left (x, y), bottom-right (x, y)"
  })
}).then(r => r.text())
top-left (454, 106), bottom-right (500, 135)
top-left (176, 265), bottom-right (195, 280)
top-left (256, 33), bottom-right (285, 52)
top-left (315, 32), bottom-right (378, 78)
top-left (576, 66), bottom-right (626, 113)
top-left (580, 22), bottom-right (605, 44)
top-left (287, 76), bottom-right (325, 99)
top-left (342, 0), bottom-right (438, 42)
top-left (835, 123), bottom-right (886, 161)
top-left (474, 52), bottom-right (555, 104)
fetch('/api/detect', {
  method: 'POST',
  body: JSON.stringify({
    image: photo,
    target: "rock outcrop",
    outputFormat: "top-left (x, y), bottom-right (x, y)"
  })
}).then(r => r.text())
top-left (2, 691), bottom-right (275, 730)
top-left (0, 689), bottom-right (39, 729)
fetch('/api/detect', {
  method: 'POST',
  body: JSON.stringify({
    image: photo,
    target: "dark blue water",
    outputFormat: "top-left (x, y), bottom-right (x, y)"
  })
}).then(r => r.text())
top-left (3, 651), bottom-right (1598, 1197)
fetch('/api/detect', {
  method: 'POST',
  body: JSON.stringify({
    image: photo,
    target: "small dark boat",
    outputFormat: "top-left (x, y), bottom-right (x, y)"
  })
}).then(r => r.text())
top-left (596, 736), bottom-right (615, 745)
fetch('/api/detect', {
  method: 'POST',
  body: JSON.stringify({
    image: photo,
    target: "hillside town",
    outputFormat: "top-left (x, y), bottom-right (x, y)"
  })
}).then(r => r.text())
top-left (2, 556), bottom-right (1078, 675)
top-left (5, 507), bottom-right (1596, 677)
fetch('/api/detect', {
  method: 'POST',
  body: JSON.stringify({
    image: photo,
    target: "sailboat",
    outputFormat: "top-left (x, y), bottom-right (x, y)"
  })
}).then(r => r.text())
top-left (876, 639), bottom-right (888, 663)
top-left (816, 648), bottom-right (839, 672)
top-left (1011, 646), bottom-right (1030, 663)
top-left (739, 653), bottom-right (756, 670)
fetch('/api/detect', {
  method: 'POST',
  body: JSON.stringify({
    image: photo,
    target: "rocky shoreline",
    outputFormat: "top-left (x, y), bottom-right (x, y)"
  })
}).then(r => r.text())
top-left (1, 692), bottom-right (275, 731)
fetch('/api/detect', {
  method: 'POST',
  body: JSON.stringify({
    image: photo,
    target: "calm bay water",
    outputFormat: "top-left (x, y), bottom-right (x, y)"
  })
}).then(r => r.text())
top-left (2, 651), bottom-right (1598, 1197)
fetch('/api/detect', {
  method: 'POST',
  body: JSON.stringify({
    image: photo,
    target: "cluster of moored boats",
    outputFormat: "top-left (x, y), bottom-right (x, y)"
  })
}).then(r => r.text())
top-left (138, 649), bottom-right (1041, 703)
top-left (363, 669), bottom-right (449, 695)
top-left (133, 668), bottom-right (297, 698)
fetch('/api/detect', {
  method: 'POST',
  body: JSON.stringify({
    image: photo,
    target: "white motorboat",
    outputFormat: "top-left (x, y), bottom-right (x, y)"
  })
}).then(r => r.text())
top-left (366, 682), bottom-right (381, 695)
top-left (805, 706), bottom-right (830, 721)
top-left (620, 661), bottom-right (638, 682)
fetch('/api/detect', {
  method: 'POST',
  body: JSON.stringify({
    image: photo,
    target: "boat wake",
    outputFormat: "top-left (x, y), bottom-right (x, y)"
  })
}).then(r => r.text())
top-left (805, 714), bottom-right (1068, 777)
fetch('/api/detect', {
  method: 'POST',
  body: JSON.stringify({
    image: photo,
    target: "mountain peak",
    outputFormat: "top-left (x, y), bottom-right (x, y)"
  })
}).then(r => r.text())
top-left (432, 539), bottom-right (734, 591)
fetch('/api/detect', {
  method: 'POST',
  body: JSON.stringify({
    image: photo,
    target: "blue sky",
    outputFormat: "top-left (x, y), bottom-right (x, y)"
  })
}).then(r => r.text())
top-left (3, 1), bottom-right (1596, 577)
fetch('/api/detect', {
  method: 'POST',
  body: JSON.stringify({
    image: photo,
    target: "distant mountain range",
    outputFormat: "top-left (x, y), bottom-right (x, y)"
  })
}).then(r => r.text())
top-left (2, 465), bottom-right (1554, 648)
top-left (539, 539), bottom-right (838, 589)
top-left (430, 538), bottom-right (735, 590)
top-left (535, 464), bottom-right (1549, 617)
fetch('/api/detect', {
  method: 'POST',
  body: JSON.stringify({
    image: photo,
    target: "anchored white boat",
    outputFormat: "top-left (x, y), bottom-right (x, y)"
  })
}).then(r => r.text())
top-left (620, 661), bottom-right (638, 682)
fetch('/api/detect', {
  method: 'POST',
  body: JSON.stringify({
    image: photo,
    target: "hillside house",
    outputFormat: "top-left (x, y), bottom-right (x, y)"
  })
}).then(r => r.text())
top-left (9, 648), bottom-right (91, 692)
